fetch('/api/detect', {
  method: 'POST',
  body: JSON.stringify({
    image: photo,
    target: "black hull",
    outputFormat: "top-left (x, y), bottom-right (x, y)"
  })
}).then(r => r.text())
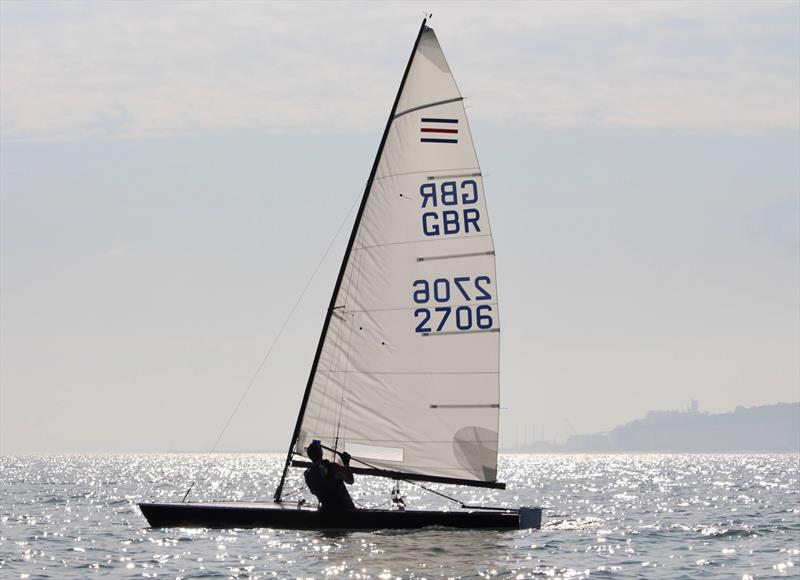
top-left (138, 502), bottom-right (542, 530)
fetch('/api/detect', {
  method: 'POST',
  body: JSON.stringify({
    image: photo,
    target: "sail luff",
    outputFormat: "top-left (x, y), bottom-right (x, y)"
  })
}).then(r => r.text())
top-left (274, 17), bottom-right (429, 503)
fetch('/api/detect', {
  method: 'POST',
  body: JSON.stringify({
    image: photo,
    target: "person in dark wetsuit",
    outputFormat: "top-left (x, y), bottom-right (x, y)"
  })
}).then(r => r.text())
top-left (303, 441), bottom-right (356, 511)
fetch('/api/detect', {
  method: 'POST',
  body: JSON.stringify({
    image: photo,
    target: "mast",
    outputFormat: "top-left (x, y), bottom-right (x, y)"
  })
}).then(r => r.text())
top-left (274, 17), bottom-right (429, 503)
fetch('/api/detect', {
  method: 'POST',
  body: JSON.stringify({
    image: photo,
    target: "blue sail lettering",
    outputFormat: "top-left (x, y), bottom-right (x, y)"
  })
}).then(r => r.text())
top-left (420, 183), bottom-right (437, 208)
top-left (443, 210), bottom-right (460, 234)
top-left (461, 180), bottom-right (478, 204)
top-left (440, 181), bottom-right (458, 206)
top-left (422, 212), bottom-right (440, 236)
top-left (463, 208), bottom-right (481, 233)
top-left (418, 179), bottom-right (483, 237)
top-left (412, 276), bottom-right (495, 333)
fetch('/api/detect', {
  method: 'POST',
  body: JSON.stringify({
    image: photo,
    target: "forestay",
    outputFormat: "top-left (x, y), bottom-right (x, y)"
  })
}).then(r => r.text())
top-left (294, 26), bottom-right (501, 486)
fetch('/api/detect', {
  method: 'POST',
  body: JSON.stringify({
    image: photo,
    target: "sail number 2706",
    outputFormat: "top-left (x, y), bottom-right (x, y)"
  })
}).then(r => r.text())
top-left (412, 276), bottom-right (494, 333)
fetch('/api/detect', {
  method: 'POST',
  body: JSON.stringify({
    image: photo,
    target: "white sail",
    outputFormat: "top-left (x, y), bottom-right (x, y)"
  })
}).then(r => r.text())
top-left (296, 25), bottom-right (500, 485)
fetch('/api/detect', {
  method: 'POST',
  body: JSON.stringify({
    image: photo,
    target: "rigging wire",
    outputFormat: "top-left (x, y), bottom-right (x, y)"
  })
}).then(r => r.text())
top-left (332, 226), bottom-right (368, 453)
top-left (180, 187), bottom-right (364, 502)
top-left (311, 198), bottom-right (367, 453)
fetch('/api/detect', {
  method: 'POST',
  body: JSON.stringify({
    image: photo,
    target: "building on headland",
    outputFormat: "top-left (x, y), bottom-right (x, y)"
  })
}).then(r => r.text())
top-left (565, 401), bottom-right (800, 453)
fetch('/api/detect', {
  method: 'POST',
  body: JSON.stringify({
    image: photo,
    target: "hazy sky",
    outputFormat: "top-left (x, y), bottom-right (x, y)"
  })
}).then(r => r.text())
top-left (1, 1), bottom-right (798, 454)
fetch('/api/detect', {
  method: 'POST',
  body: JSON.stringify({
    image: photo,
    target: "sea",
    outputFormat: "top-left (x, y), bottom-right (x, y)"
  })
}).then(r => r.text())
top-left (1, 453), bottom-right (797, 579)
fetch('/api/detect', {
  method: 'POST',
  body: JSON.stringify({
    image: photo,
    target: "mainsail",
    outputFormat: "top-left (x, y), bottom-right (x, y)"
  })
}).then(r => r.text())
top-left (278, 20), bottom-right (502, 496)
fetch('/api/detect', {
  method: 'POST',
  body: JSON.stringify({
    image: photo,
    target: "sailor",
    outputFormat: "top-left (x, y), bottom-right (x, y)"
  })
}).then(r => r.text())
top-left (303, 440), bottom-right (356, 511)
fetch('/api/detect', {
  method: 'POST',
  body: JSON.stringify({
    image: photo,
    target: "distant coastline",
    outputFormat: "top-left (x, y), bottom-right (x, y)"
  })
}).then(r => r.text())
top-left (504, 402), bottom-right (800, 453)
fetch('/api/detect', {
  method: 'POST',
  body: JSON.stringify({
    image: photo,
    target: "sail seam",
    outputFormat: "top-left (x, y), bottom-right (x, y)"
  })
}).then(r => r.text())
top-left (417, 250), bottom-right (494, 262)
top-left (316, 370), bottom-right (498, 375)
top-left (422, 328), bottom-right (500, 337)
top-left (353, 234), bottom-right (492, 252)
top-left (343, 301), bottom-right (497, 314)
top-left (426, 171), bottom-right (482, 180)
top-left (394, 96), bottom-right (464, 119)
top-left (308, 438), bottom-right (499, 444)
top-left (430, 403), bottom-right (500, 409)
top-left (374, 166), bottom-right (479, 182)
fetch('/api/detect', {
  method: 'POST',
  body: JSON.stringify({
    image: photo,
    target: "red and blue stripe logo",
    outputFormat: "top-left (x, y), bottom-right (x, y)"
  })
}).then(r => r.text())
top-left (420, 118), bottom-right (459, 144)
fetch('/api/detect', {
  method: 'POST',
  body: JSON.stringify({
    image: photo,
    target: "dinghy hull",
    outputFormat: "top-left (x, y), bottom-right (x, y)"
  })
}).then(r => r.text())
top-left (138, 502), bottom-right (541, 530)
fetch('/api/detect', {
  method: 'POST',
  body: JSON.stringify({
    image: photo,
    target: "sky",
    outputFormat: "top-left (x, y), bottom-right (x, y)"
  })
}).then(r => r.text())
top-left (1, 1), bottom-right (798, 454)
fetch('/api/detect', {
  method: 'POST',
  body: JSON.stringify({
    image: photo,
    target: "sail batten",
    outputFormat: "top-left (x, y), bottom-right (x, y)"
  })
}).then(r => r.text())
top-left (316, 371), bottom-right (499, 375)
top-left (394, 96), bottom-right (465, 118)
top-left (284, 23), bottom-right (502, 491)
top-left (375, 168), bottom-right (481, 182)
top-left (354, 233), bottom-right (492, 252)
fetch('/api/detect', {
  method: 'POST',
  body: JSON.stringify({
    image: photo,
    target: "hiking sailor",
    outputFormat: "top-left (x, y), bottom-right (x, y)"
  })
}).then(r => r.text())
top-left (303, 440), bottom-right (356, 511)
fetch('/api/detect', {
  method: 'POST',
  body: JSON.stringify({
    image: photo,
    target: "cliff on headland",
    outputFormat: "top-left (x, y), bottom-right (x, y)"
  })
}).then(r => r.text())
top-left (566, 401), bottom-right (799, 453)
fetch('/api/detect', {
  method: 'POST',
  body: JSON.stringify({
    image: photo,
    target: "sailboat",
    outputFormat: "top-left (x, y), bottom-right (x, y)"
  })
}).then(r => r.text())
top-left (139, 17), bottom-right (542, 531)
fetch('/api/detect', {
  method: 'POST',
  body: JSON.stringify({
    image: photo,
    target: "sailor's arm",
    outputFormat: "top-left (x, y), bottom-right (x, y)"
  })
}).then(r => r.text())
top-left (334, 452), bottom-right (355, 484)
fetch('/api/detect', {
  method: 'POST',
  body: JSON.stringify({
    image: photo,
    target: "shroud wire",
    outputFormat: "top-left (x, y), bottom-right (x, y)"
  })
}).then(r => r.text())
top-left (181, 188), bottom-right (363, 502)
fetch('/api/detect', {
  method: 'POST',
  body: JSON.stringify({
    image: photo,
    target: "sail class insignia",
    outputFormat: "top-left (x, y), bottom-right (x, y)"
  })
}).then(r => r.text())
top-left (420, 117), bottom-right (459, 143)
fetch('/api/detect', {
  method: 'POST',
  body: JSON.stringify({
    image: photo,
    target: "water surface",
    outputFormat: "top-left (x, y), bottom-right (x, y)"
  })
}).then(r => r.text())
top-left (1, 454), bottom-right (797, 578)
